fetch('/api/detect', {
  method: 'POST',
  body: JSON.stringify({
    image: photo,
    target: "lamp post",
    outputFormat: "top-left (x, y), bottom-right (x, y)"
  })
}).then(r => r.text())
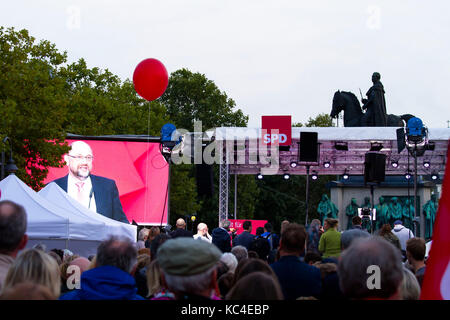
top-left (1, 137), bottom-right (18, 180)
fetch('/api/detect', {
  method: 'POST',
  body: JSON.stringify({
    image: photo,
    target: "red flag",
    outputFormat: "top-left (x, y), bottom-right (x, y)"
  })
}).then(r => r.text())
top-left (421, 140), bottom-right (450, 300)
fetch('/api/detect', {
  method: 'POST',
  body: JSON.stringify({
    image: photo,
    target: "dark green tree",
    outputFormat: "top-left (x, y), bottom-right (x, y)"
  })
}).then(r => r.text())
top-left (160, 68), bottom-right (248, 131)
top-left (0, 27), bottom-right (70, 189)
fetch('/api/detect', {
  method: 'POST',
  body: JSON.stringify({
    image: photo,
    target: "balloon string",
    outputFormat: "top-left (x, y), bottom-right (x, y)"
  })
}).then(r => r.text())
top-left (144, 101), bottom-right (152, 223)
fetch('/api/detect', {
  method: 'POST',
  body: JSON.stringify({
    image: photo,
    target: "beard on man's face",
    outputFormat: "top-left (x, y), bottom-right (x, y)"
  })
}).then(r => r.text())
top-left (71, 164), bottom-right (90, 179)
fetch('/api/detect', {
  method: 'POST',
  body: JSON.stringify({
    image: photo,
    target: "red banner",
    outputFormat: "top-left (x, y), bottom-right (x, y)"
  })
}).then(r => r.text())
top-left (421, 141), bottom-right (450, 300)
top-left (229, 219), bottom-right (268, 235)
top-left (262, 115), bottom-right (292, 146)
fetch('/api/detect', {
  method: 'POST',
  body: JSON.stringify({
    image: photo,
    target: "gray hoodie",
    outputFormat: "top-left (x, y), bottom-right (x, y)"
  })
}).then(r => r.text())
top-left (392, 225), bottom-right (414, 251)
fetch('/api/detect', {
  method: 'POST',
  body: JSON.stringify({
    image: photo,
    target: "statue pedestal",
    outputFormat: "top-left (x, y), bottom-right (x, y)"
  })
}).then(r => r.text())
top-left (328, 176), bottom-right (436, 238)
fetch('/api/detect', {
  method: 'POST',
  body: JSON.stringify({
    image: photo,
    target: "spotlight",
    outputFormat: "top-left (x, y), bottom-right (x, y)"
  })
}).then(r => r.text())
top-left (343, 170), bottom-right (349, 180)
top-left (391, 161), bottom-right (399, 168)
top-left (334, 141), bottom-right (348, 151)
top-left (431, 172), bottom-right (439, 180)
top-left (290, 161), bottom-right (297, 168)
top-left (283, 173), bottom-right (290, 180)
top-left (370, 142), bottom-right (383, 151)
top-left (405, 172), bottom-right (411, 180)
top-left (256, 173), bottom-right (263, 180)
top-left (323, 161), bottom-right (331, 168)
top-left (311, 172), bottom-right (318, 180)
top-left (423, 161), bottom-right (430, 168)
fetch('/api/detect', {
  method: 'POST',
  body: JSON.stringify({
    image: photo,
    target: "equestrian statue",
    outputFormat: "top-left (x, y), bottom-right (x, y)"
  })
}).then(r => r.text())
top-left (330, 72), bottom-right (414, 127)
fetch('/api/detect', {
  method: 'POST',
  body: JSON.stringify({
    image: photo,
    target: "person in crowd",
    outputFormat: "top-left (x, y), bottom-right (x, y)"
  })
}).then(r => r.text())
top-left (145, 226), bottom-right (161, 248)
top-left (215, 260), bottom-right (230, 281)
top-left (0, 200), bottom-right (28, 291)
top-left (226, 272), bottom-right (284, 300)
top-left (392, 220), bottom-right (414, 258)
top-left (134, 253), bottom-right (151, 297)
top-left (32, 243), bottom-right (47, 252)
top-left (154, 237), bottom-right (222, 300)
top-left (270, 223), bottom-right (321, 300)
top-left (351, 216), bottom-right (364, 230)
top-left (280, 220), bottom-right (290, 235)
top-left (50, 248), bottom-right (64, 262)
top-left (247, 251), bottom-right (259, 259)
top-left (233, 258), bottom-right (278, 286)
top-left (0, 282), bottom-right (56, 300)
top-left (150, 234), bottom-right (171, 262)
top-left (217, 271), bottom-right (234, 299)
top-left (304, 251), bottom-right (322, 265)
top-left (306, 219), bottom-right (322, 254)
top-left (255, 227), bottom-right (264, 237)
top-left (3, 249), bottom-right (60, 299)
top-left (231, 245), bottom-right (248, 263)
top-left (59, 256), bottom-right (91, 295)
top-left (59, 254), bottom-right (80, 295)
top-left (136, 228), bottom-right (149, 250)
top-left (47, 251), bottom-right (62, 266)
top-left (318, 218), bottom-right (341, 259)
top-left (260, 222), bottom-right (280, 251)
top-left (232, 221), bottom-right (255, 249)
top-left (220, 252), bottom-right (238, 274)
top-left (146, 260), bottom-right (172, 299)
top-left (338, 237), bottom-right (403, 300)
top-left (378, 223), bottom-right (402, 254)
top-left (51, 141), bottom-right (129, 223)
top-left (60, 236), bottom-right (144, 300)
top-left (193, 222), bottom-right (212, 243)
top-left (401, 267), bottom-right (421, 300)
top-left (318, 227), bottom-right (370, 300)
top-left (138, 248), bottom-right (150, 256)
top-left (212, 220), bottom-right (232, 253)
top-left (406, 237), bottom-right (427, 287)
top-left (169, 218), bottom-right (193, 239)
top-left (341, 228), bottom-right (371, 251)
top-left (248, 235), bottom-right (270, 262)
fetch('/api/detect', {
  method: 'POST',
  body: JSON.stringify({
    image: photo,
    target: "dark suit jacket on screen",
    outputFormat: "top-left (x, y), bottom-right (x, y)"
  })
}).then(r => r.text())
top-left (52, 174), bottom-right (129, 224)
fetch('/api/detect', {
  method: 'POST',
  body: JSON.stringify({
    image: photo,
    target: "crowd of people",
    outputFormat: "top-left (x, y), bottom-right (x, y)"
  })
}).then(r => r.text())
top-left (0, 199), bottom-right (429, 300)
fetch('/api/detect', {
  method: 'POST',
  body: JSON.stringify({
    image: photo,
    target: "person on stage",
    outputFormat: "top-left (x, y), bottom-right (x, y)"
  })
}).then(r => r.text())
top-left (51, 140), bottom-right (129, 224)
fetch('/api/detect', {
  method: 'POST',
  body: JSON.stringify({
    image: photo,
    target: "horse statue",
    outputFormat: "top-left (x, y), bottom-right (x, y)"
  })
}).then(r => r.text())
top-left (330, 90), bottom-right (414, 127)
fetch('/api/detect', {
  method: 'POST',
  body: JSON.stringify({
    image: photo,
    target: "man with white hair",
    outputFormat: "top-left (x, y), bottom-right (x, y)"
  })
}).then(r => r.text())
top-left (51, 140), bottom-right (129, 223)
top-left (193, 223), bottom-right (212, 243)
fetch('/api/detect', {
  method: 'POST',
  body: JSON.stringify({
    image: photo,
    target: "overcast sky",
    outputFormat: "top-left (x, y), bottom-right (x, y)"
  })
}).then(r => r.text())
top-left (2, 0), bottom-right (449, 128)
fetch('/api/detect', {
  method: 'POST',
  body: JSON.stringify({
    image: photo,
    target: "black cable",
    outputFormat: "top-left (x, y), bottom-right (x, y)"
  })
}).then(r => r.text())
top-left (160, 158), bottom-right (170, 228)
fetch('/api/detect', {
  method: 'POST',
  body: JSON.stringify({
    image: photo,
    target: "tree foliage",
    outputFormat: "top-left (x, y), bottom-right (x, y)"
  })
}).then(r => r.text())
top-left (0, 27), bottom-right (70, 189)
top-left (160, 68), bottom-right (248, 131)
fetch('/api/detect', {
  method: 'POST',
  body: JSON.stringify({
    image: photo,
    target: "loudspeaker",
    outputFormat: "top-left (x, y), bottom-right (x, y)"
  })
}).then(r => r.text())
top-left (299, 132), bottom-right (318, 162)
top-left (196, 164), bottom-right (214, 196)
top-left (364, 153), bottom-right (386, 183)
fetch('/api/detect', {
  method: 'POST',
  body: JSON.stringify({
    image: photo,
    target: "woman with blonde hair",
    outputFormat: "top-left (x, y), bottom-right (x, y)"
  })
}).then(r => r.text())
top-left (3, 249), bottom-right (61, 298)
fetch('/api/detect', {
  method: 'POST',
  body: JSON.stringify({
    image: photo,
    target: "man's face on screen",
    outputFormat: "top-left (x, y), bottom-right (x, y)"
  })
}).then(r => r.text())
top-left (66, 141), bottom-right (93, 180)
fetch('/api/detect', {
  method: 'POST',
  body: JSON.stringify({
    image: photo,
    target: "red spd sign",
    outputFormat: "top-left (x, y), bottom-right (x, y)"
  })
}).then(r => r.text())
top-left (229, 219), bottom-right (268, 235)
top-left (262, 115), bottom-right (292, 146)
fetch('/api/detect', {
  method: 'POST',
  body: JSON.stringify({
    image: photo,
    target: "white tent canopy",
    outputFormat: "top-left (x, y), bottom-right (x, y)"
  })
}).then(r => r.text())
top-left (39, 182), bottom-right (136, 242)
top-left (0, 175), bottom-right (123, 256)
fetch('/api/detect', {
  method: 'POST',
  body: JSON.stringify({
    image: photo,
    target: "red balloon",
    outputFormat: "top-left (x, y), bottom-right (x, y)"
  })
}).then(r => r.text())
top-left (133, 58), bottom-right (169, 101)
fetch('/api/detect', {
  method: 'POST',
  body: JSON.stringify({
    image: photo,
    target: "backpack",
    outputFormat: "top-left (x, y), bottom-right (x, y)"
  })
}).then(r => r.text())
top-left (262, 233), bottom-right (278, 264)
top-left (249, 237), bottom-right (271, 261)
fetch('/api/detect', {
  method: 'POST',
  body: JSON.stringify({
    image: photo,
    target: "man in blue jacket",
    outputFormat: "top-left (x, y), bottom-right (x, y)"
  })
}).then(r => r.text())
top-left (60, 236), bottom-right (144, 300)
top-left (51, 141), bottom-right (129, 224)
top-left (232, 221), bottom-right (255, 249)
top-left (270, 223), bottom-right (321, 300)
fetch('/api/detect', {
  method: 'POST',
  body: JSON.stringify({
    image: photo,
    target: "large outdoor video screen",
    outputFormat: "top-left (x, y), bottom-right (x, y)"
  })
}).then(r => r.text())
top-left (44, 139), bottom-right (169, 225)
